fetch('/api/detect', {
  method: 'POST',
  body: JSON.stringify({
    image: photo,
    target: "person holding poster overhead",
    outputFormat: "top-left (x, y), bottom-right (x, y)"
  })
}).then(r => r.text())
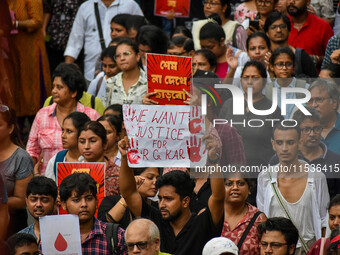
top-left (105, 38), bottom-right (147, 106)
top-left (60, 173), bottom-right (128, 254)
top-left (119, 136), bottom-right (225, 255)
top-left (78, 121), bottom-right (120, 196)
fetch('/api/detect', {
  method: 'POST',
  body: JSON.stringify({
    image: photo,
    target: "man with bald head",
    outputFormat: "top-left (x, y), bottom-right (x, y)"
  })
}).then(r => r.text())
top-left (125, 219), bottom-right (170, 255)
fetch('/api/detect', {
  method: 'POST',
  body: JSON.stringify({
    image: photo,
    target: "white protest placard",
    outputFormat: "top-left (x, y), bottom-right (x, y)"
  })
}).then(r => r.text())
top-left (123, 104), bottom-right (207, 167)
top-left (40, 214), bottom-right (82, 255)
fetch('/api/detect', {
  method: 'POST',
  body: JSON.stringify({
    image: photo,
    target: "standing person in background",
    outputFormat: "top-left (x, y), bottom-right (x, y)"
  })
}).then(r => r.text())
top-left (0, 106), bottom-right (33, 237)
top-left (7, 0), bottom-right (51, 121)
top-left (64, 0), bottom-right (143, 82)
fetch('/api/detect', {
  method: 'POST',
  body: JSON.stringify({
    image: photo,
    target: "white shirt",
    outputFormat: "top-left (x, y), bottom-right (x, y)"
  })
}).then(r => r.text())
top-left (257, 163), bottom-right (329, 243)
top-left (64, 0), bottom-right (143, 81)
top-left (88, 72), bottom-right (108, 107)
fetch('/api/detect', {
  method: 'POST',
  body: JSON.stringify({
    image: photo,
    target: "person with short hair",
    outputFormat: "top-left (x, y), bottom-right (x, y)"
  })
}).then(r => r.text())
top-left (7, 233), bottom-right (39, 255)
top-left (257, 123), bottom-right (329, 254)
top-left (125, 218), bottom-right (171, 255)
top-left (258, 217), bottom-right (299, 255)
top-left (119, 135), bottom-right (225, 255)
top-left (60, 173), bottom-right (128, 254)
top-left (19, 176), bottom-right (58, 241)
top-left (167, 36), bottom-right (195, 57)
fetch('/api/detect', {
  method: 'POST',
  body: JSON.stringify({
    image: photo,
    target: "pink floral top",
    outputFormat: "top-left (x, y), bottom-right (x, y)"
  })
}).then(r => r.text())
top-left (26, 102), bottom-right (100, 176)
top-left (234, 3), bottom-right (258, 23)
top-left (221, 203), bottom-right (264, 254)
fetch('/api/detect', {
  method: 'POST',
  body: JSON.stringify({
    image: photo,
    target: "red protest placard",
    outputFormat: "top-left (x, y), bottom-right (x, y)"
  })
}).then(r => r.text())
top-left (147, 53), bottom-right (192, 105)
top-left (57, 162), bottom-right (105, 217)
top-left (154, 0), bottom-right (191, 18)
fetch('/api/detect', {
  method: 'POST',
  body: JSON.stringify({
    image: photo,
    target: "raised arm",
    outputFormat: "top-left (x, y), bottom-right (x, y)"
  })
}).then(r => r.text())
top-left (205, 134), bottom-right (225, 227)
top-left (118, 137), bottom-right (143, 217)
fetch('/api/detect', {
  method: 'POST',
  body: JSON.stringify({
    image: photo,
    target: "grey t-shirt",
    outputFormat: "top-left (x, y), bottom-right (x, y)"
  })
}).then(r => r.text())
top-left (0, 147), bottom-right (33, 196)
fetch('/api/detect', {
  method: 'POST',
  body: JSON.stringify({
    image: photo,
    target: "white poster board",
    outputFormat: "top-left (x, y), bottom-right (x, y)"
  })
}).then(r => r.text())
top-left (40, 214), bottom-right (82, 255)
top-left (123, 104), bottom-right (207, 167)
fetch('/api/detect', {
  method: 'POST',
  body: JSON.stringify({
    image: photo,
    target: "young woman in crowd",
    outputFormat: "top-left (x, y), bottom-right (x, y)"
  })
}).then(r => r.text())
top-left (226, 32), bottom-right (271, 87)
top-left (104, 104), bottom-right (126, 139)
top-left (97, 115), bottom-right (122, 165)
top-left (125, 15), bottom-right (148, 41)
top-left (105, 38), bottom-right (147, 106)
top-left (78, 121), bottom-right (120, 196)
top-left (221, 170), bottom-right (266, 254)
top-left (192, 49), bottom-right (217, 74)
top-left (136, 25), bottom-right (169, 68)
top-left (26, 63), bottom-right (99, 176)
top-left (110, 14), bottom-right (130, 39)
top-left (0, 106), bottom-right (33, 236)
top-left (199, 19), bottom-right (230, 79)
top-left (98, 167), bottom-right (160, 229)
top-left (249, 0), bottom-right (277, 33)
top-left (192, 3), bottom-right (247, 51)
top-left (268, 46), bottom-right (308, 119)
top-left (171, 26), bottom-right (193, 39)
top-left (88, 46), bottom-right (120, 106)
top-left (45, 112), bottom-right (91, 182)
top-left (307, 195), bottom-right (340, 255)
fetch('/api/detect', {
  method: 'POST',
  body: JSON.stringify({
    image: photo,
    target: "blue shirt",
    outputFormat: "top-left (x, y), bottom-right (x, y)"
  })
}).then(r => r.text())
top-left (322, 112), bottom-right (340, 155)
top-left (19, 223), bottom-right (38, 240)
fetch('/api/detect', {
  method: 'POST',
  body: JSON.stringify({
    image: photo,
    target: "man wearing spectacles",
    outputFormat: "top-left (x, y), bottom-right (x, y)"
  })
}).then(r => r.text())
top-left (263, 11), bottom-right (317, 78)
top-left (308, 79), bottom-right (340, 155)
top-left (257, 122), bottom-right (329, 254)
top-left (258, 217), bottom-right (299, 255)
top-left (125, 218), bottom-right (170, 255)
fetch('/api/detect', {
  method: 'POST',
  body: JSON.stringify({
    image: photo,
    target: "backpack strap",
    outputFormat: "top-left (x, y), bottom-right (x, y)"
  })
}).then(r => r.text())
top-left (53, 150), bottom-right (68, 178)
top-left (237, 210), bottom-right (262, 250)
top-left (106, 223), bottom-right (120, 255)
top-left (232, 24), bottom-right (242, 48)
top-left (49, 97), bottom-right (54, 105)
top-left (94, 2), bottom-right (106, 51)
top-left (95, 76), bottom-right (104, 97)
top-left (295, 48), bottom-right (303, 77)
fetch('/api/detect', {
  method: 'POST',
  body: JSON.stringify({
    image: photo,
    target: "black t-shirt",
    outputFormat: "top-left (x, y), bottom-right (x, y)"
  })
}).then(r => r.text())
top-left (141, 198), bottom-right (223, 255)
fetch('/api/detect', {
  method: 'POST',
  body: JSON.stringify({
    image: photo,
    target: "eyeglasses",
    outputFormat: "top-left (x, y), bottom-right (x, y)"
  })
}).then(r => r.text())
top-left (260, 242), bottom-right (288, 250)
top-left (126, 241), bottom-right (149, 251)
top-left (202, 0), bottom-right (222, 6)
top-left (307, 97), bottom-right (331, 105)
top-left (256, 0), bottom-right (274, 6)
top-left (301, 126), bottom-right (323, 134)
top-left (269, 24), bottom-right (288, 30)
top-left (115, 51), bottom-right (132, 60)
top-left (0, 105), bottom-right (9, 112)
top-left (225, 180), bottom-right (246, 187)
top-left (274, 62), bottom-right (293, 69)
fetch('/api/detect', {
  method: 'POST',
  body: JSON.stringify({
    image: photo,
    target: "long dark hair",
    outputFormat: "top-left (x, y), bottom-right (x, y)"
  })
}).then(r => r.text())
top-left (0, 105), bottom-right (24, 148)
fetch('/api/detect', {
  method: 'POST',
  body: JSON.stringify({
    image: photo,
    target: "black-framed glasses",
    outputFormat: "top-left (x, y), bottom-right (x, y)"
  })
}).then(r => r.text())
top-left (301, 126), bottom-right (323, 134)
top-left (202, 0), bottom-right (222, 6)
top-left (0, 105), bottom-right (9, 112)
top-left (256, 0), bottom-right (273, 6)
top-left (274, 62), bottom-right (293, 69)
top-left (225, 180), bottom-right (246, 187)
top-left (115, 50), bottom-right (132, 60)
top-left (260, 242), bottom-right (288, 250)
top-left (269, 24), bottom-right (288, 30)
top-left (126, 241), bottom-right (149, 251)
top-left (307, 97), bottom-right (331, 105)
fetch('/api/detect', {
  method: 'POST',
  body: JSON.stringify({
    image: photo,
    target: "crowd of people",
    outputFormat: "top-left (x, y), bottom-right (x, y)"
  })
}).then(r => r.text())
top-left (2, 0), bottom-right (340, 254)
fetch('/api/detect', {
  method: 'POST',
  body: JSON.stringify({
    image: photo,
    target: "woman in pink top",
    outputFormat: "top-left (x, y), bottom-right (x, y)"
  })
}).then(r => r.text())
top-left (26, 63), bottom-right (100, 176)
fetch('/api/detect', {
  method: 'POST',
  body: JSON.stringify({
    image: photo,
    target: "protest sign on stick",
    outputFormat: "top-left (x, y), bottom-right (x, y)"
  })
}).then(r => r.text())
top-left (40, 214), bottom-right (82, 255)
top-left (147, 53), bottom-right (192, 105)
top-left (154, 0), bottom-right (191, 18)
top-left (123, 104), bottom-right (207, 167)
top-left (57, 162), bottom-right (105, 216)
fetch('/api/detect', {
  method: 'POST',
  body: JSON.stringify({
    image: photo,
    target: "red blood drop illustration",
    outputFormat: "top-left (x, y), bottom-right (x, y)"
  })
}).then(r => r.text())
top-left (54, 232), bottom-right (67, 252)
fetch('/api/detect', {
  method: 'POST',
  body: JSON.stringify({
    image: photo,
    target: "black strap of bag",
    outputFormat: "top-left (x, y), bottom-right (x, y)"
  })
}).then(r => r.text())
top-left (237, 210), bottom-right (262, 250)
top-left (94, 2), bottom-right (106, 51)
top-left (106, 223), bottom-right (120, 255)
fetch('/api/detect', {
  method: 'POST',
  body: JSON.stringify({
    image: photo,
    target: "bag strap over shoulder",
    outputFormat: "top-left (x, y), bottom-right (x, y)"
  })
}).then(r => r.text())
top-left (94, 2), bottom-right (106, 51)
top-left (106, 223), bottom-right (120, 255)
top-left (237, 210), bottom-right (262, 250)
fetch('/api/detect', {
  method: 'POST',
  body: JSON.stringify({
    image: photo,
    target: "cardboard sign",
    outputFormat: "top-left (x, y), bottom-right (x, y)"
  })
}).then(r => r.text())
top-left (57, 162), bottom-right (105, 216)
top-left (123, 104), bottom-right (207, 167)
top-left (154, 0), bottom-right (191, 18)
top-left (147, 53), bottom-right (192, 105)
top-left (40, 215), bottom-right (82, 255)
